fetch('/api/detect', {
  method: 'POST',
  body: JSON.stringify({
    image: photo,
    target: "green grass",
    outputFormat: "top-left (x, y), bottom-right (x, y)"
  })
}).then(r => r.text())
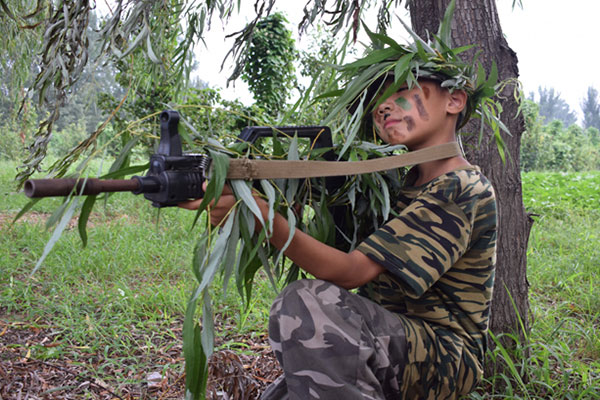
top-left (0, 161), bottom-right (277, 394)
top-left (1, 163), bottom-right (599, 398)
top-left (469, 171), bottom-right (600, 399)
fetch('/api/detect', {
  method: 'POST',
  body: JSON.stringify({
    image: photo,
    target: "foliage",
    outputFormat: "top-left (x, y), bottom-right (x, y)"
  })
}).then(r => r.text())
top-left (6, 0), bottom-right (408, 185)
top-left (528, 86), bottom-right (577, 127)
top-left (581, 86), bottom-right (600, 131)
top-left (521, 171), bottom-right (600, 216)
top-left (0, 98), bottom-right (37, 161)
top-left (241, 13), bottom-right (296, 116)
top-left (520, 99), bottom-right (600, 172)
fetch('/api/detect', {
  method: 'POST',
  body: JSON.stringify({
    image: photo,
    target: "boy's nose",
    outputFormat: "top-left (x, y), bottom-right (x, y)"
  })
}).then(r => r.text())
top-left (376, 101), bottom-right (393, 115)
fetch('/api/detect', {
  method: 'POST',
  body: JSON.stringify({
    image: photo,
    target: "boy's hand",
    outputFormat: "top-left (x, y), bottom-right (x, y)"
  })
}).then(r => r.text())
top-left (178, 182), bottom-right (266, 228)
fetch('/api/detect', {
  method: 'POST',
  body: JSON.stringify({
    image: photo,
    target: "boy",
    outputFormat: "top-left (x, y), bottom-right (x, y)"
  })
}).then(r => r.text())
top-left (181, 18), bottom-right (500, 399)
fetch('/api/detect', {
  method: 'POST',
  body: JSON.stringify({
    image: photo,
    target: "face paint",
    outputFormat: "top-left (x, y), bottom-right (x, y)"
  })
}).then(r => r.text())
top-left (395, 97), bottom-right (412, 110)
top-left (413, 94), bottom-right (430, 120)
top-left (403, 116), bottom-right (415, 131)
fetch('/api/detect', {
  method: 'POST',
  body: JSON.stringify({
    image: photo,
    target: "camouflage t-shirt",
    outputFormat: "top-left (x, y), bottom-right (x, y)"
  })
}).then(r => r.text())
top-left (357, 165), bottom-right (497, 399)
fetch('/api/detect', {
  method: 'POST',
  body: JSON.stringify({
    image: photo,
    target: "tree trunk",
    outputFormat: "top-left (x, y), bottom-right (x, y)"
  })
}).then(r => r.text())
top-left (408, 0), bottom-right (533, 347)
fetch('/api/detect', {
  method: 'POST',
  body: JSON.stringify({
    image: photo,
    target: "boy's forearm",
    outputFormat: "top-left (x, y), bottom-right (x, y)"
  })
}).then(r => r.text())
top-left (264, 208), bottom-right (384, 289)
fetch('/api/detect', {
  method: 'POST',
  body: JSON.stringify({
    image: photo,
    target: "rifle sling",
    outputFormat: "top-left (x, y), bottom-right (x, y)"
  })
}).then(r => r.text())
top-left (225, 142), bottom-right (461, 180)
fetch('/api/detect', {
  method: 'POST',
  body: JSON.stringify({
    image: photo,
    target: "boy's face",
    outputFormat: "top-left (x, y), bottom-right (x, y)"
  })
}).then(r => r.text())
top-left (371, 80), bottom-right (453, 150)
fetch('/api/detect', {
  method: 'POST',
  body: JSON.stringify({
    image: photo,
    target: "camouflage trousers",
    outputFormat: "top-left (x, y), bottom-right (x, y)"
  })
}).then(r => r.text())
top-left (261, 279), bottom-right (407, 400)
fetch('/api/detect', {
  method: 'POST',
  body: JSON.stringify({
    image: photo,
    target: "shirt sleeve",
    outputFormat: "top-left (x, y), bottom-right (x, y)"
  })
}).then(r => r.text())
top-left (357, 190), bottom-right (472, 298)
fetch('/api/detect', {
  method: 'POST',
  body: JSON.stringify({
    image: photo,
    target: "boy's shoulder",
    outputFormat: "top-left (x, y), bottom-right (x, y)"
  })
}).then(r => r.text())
top-left (405, 165), bottom-right (495, 203)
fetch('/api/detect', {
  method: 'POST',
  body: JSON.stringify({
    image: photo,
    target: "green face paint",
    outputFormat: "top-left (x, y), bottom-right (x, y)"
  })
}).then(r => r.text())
top-left (395, 97), bottom-right (412, 110)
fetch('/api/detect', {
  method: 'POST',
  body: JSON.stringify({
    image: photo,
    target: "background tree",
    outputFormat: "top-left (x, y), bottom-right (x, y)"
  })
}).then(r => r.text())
top-left (521, 100), bottom-right (600, 172)
top-left (581, 86), bottom-right (600, 131)
top-left (530, 86), bottom-right (577, 127)
top-left (407, 0), bottom-right (532, 350)
top-left (241, 12), bottom-right (297, 117)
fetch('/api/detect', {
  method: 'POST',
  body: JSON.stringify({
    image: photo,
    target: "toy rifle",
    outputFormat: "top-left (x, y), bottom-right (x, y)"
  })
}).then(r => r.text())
top-left (24, 110), bottom-right (339, 207)
top-left (24, 110), bottom-right (462, 206)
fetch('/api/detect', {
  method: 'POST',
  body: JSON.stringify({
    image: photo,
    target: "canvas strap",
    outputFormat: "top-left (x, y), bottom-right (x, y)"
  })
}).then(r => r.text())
top-left (225, 142), bottom-right (461, 180)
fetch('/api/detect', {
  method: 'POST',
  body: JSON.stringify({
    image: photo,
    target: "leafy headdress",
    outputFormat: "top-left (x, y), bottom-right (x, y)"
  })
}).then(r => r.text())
top-left (321, 0), bottom-right (508, 159)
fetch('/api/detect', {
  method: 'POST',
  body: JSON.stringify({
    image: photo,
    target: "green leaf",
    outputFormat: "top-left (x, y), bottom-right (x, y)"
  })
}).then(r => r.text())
top-left (343, 47), bottom-right (399, 70)
top-left (231, 180), bottom-right (265, 229)
top-left (12, 198), bottom-right (41, 225)
top-left (260, 180), bottom-right (276, 232)
top-left (201, 290), bottom-right (214, 358)
top-left (221, 213), bottom-right (241, 293)
top-left (78, 195), bottom-right (97, 247)
top-left (362, 21), bottom-right (402, 50)
top-left (183, 297), bottom-right (207, 399)
top-left (486, 61), bottom-right (499, 87)
top-left (272, 207), bottom-right (296, 268)
top-left (101, 163), bottom-right (149, 179)
top-left (197, 210), bottom-right (236, 294)
top-left (31, 198), bottom-right (80, 276)
top-left (439, 0), bottom-right (456, 45)
top-left (108, 135), bottom-right (141, 175)
top-left (393, 53), bottom-right (414, 80)
top-left (192, 150), bottom-right (230, 228)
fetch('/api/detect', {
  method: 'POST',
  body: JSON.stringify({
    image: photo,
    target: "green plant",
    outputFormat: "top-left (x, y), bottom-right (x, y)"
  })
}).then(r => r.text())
top-left (241, 12), bottom-right (297, 116)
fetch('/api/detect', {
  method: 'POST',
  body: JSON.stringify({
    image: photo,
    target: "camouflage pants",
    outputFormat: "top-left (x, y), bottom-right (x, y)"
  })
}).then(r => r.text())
top-left (261, 279), bottom-right (407, 400)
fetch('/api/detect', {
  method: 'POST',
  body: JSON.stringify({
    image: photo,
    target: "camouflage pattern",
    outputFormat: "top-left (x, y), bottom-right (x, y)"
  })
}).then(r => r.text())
top-left (261, 279), bottom-right (408, 399)
top-left (356, 165), bottom-right (497, 399)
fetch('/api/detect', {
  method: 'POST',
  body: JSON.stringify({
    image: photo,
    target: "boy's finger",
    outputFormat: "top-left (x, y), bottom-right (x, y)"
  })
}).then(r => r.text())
top-left (202, 181), bottom-right (233, 196)
top-left (178, 198), bottom-right (203, 210)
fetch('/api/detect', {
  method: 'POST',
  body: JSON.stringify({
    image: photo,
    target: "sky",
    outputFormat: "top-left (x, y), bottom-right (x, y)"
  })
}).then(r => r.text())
top-left (192, 0), bottom-right (600, 123)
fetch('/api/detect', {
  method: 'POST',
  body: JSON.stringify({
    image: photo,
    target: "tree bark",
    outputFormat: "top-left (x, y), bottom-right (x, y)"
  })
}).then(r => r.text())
top-left (408, 0), bottom-right (533, 346)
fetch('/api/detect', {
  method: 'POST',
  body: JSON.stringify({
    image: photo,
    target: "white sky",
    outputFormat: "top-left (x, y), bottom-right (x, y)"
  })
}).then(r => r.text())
top-left (193, 0), bottom-right (600, 123)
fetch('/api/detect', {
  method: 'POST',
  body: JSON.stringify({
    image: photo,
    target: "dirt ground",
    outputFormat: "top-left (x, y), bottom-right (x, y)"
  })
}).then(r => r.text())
top-left (0, 315), bottom-right (282, 399)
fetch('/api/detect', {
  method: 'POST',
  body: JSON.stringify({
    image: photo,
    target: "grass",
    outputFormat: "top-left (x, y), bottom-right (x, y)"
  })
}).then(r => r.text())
top-left (0, 160), bottom-right (278, 396)
top-left (470, 171), bottom-right (600, 399)
top-left (1, 162), bottom-right (599, 398)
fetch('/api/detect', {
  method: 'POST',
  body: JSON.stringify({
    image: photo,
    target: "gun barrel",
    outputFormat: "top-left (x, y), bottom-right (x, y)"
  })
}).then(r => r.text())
top-left (24, 178), bottom-right (141, 198)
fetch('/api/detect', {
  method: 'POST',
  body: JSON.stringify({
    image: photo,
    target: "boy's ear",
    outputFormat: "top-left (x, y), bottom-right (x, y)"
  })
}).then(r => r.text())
top-left (447, 89), bottom-right (467, 115)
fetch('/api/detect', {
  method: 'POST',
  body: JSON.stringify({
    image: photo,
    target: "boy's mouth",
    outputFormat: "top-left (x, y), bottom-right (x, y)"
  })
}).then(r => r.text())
top-left (384, 119), bottom-right (401, 129)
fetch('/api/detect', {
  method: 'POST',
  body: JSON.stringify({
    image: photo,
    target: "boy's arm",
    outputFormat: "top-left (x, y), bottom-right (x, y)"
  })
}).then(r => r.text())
top-left (179, 184), bottom-right (385, 289)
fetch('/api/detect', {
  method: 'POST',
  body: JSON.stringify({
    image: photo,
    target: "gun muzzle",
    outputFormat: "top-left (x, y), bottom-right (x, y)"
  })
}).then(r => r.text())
top-left (24, 178), bottom-right (141, 198)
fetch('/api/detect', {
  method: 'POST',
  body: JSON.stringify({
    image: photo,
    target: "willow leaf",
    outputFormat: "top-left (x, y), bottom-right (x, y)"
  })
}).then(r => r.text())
top-left (78, 195), bottom-right (97, 247)
top-left (101, 163), bottom-right (149, 179)
top-left (272, 207), bottom-right (296, 269)
top-left (192, 234), bottom-right (210, 284)
top-left (12, 198), bottom-right (41, 225)
top-left (183, 296), bottom-right (207, 400)
top-left (260, 180), bottom-right (276, 232)
top-left (393, 53), bottom-right (414, 80)
top-left (362, 21), bottom-right (402, 50)
top-left (439, 0), bottom-right (456, 45)
top-left (108, 135), bottom-right (141, 174)
top-left (221, 211), bottom-right (240, 293)
top-left (193, 150), bottom-right (230, 228)
top-left (201, 289), bottom-right (214, 358)
top-left (375, 173), bottom-right (391, 220)
top-left (196, 210), bottom-right (236, 294)
top-left (486, 61), bottom-right (499, 87)
top-left (31, 197), bottom-right (79, 276)
top-left (343, 47), bottom-right (398, 70)
top-left (231, 180), bottom-right (264, 229)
